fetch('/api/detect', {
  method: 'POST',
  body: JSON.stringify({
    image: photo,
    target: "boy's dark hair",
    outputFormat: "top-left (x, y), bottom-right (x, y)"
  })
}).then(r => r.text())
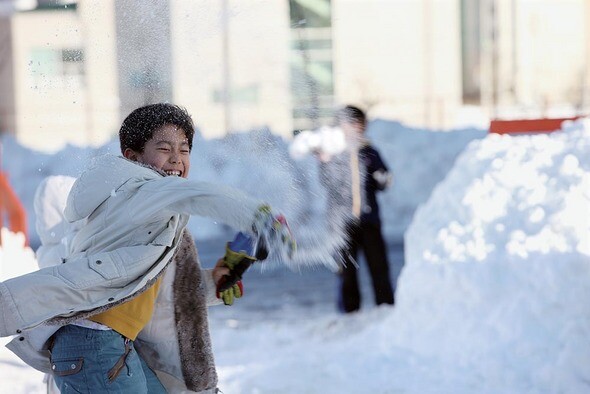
top-left (336, 105), bottom-right (366, 125)
top-left (119, 103), bottom-right (195, 153)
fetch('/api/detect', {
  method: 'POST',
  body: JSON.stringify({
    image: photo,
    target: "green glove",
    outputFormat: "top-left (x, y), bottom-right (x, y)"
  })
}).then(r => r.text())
top-left (217, 280), bottom-right (243, 306)
top-left (217, 232), bottom-right (257, 305)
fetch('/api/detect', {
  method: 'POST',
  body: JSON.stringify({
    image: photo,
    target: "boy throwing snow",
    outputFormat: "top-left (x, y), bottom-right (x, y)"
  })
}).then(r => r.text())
top-left (0, 103), bottom-right (295, 393)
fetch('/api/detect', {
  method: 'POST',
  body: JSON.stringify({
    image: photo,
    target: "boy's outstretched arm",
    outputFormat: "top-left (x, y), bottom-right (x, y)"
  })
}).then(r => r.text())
top-left (130, 177), bottom-right (263, 232)
top-left (130, 177), bottom-right (296, 262)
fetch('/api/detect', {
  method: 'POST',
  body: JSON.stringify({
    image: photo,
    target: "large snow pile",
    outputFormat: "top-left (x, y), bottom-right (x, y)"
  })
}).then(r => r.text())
top-left (369, 120), bottom-right (487, 239)
top-left (396, 117), bottom-right (590, 392)
top-left (0, 229), bottom-right (37, 281)
top-left (204, 118), bottom-right (590, 393)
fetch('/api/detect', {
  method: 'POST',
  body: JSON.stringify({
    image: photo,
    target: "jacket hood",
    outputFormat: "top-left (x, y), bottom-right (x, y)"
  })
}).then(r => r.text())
top-left (34, 175), bottom-right (77, 245)
top-left (64, 155), bottom-right (163, 222)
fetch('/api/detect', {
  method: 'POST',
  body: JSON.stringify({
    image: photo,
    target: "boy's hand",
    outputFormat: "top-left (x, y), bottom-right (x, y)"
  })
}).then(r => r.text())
top-left (215, 232), bottom-right (257, 305)
top-left (212, 258), bottom-right (230, 285)
top-left (217, 233), bottom-right (257, 289)
top-left (214, 258), bottom-right (245, 306)
top-left (252, 205), bottom-right (296, 262)
top-left (372, 169), bottom-right (392, 189)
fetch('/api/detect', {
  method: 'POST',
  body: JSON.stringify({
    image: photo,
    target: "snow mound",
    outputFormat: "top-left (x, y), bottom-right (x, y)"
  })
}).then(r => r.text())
top-left (369, 120), bottom-right (487, 239)
top-left (3, 121), bottom-right (486, 253)
top-left (395, 117), bottom-right (590, 392)
top-left (0, 229), bottom-right (38, 281)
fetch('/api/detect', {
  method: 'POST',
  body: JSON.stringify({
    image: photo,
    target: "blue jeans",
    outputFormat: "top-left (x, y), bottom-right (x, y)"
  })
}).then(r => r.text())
top-left (50, 325), bottom-right (166, 393)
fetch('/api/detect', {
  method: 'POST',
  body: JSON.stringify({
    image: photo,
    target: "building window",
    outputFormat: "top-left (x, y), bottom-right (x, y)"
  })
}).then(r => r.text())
top-left (29, 47), bottom-right (85, 89)
top-left (212, 84), bottom-right (259, 104)
top-left (289, 0), bottom-right (331, 28)
top-left (61, 49), bottom-right (84, 77)
top-left (29, 48), bottom-right (60, 78)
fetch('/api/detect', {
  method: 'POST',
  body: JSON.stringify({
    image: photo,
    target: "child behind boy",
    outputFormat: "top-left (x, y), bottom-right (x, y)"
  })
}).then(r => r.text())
top-left (0, 103), bottom-right (294, 393)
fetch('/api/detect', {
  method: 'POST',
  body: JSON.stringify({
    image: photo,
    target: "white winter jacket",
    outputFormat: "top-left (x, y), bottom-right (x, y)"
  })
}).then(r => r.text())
top-left (0, 155), bottom-right (264, 392)
top-left (34, 175), bottom-right (85, 269)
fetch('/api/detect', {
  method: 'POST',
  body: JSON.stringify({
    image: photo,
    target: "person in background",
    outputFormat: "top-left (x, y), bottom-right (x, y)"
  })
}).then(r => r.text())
top-left (318, 105), bottom-right (395, 313)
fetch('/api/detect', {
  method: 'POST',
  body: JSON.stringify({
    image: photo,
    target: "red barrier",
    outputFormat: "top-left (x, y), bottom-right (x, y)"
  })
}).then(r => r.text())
top-left (0, 172), bottom-right (28, 246)
top-left (489, 117), bottom-right (581, 135)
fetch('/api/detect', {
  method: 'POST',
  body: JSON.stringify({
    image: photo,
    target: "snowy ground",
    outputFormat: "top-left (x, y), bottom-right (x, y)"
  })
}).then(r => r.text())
top-left (1, 118), bottom-right (590, 393)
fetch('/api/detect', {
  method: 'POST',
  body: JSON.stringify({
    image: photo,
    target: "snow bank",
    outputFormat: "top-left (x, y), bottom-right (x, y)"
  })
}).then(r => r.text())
top-left (368, 120), bottom-right (487, 240)
top-left (0, 229), bottom-right (38, 281)
top-left (207, 119), bottom-right (590, 393)
top-left (1, 131), bottom-right (342, 268)
top-left (2, 121), bottom-right (485, 267)
top-left (394, 117), bottom-right (590, 392)
top-left (0, 229), bottom-right (45, 394)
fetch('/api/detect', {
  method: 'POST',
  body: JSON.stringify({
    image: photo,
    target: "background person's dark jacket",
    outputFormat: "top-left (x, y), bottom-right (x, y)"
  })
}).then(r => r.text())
top-left (319, 141), bottom-right (391, 225)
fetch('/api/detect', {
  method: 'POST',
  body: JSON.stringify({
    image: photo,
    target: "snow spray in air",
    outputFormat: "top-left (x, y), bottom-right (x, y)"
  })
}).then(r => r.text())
top-left (188, 128), bottom-right (353, 271)
top-left (287, 126), bottom-right (364, 270)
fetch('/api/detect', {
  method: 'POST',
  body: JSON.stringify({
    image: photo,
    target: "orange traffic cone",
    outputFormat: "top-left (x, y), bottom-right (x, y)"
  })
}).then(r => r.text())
top-left (0, 172), bottom-right (28, 246)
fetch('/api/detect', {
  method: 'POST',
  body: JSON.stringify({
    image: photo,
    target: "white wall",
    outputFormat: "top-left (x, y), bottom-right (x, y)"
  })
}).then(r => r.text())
top-left (513, 0), bottom-right (587, 112)
top-left (171, 0), bottom-right (292, 138)
top-left (476, 0), bottom-right (588, 118)
top-left (12, 9), bottom-right (85, 150)
top-left (6, 0), bottom-right (588, 150)
top-left (78, 0), bottom-right (119, 144)
top-left (11, 2), bottom-right (119, 152)
top-left (332, 0), bottom-right (463, 129)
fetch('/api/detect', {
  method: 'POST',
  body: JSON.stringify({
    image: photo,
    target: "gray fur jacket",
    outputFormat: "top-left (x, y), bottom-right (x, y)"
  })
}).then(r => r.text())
top-left (0, 155), bottom-right (266, 393)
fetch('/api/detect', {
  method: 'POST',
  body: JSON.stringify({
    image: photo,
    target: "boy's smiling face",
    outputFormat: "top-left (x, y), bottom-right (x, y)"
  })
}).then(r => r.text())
top-left (123, 124), bottom-right (191, 178)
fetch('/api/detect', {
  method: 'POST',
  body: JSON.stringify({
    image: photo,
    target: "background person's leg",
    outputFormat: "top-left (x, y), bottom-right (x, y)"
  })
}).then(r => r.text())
top-left (338, 223), bottom-right (362, 313)
top-left (360, 222), bottom-right (394, 306)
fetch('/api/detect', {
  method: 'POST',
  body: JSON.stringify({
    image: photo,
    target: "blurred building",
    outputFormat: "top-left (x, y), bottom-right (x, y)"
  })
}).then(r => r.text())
top-left (170, 0), bottom-right (292, 139)
top-left (462, 0), bottom-right (589, 119)
top-left (0, 0), bottom-right (588, 151)
top-left (0, 0), bottom-right (119, 150)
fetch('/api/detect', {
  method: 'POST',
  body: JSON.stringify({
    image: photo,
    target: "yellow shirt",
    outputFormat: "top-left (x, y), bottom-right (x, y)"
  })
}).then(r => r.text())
top-left (90, 278), bottom-right (162, 340)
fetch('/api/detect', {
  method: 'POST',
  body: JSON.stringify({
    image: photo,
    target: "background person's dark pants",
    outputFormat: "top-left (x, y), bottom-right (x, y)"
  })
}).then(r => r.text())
top-left (338, 221), bottom-right (395, 313)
